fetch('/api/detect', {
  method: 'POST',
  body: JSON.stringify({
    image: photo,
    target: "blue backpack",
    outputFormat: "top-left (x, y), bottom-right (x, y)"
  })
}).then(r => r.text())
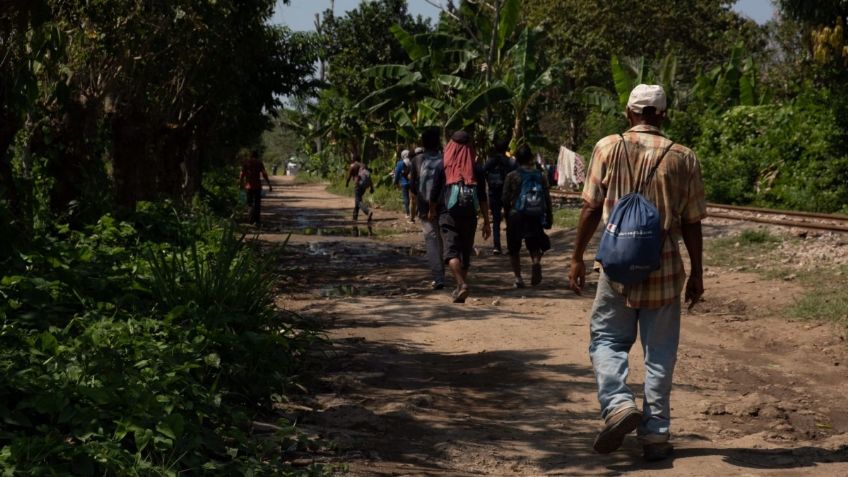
top-left (515, 168), bottom-right (546, 217)
top-left (595, 136), bottom-right (674, 285)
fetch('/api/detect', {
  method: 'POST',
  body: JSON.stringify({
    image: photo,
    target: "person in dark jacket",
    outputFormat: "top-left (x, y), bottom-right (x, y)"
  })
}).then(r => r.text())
top-left (483, 136), bottom-right (515, 255)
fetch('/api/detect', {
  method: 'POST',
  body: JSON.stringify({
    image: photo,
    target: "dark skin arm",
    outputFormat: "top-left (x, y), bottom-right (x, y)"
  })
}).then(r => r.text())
top-left (681, 220), bottom-right (704, 310)
top-left (262, 168), bottom-right (272, 191)
top-left (568, 201), bottom-right (603, 295)
top-left (479, 200), bottom-right (491, 240)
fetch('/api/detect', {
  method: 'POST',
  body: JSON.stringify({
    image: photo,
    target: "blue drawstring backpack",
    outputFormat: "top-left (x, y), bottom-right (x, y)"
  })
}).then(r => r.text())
top-left (595, 135), bottom-right (674, 285)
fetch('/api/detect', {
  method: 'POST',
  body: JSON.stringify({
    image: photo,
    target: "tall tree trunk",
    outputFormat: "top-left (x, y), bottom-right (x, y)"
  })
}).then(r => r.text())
top-left (111, 113), bottom-right (150, 209)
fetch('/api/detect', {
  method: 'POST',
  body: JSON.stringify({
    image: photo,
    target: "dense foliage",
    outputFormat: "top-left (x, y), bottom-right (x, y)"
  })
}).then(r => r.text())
top-left (285, 0), bottom-right (848, 214)
top-left (0, 204), bottom-right (325, 475)
top-left (0, 0), bottom-right (329, 473)
top-left (697, 96), bottom-right (848, 212)
top-left (1, 0), bottom-right (316, 218)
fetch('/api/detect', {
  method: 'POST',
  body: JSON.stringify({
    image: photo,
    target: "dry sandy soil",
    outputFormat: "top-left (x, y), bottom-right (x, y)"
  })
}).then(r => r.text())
top-left (259, 176), bottom-right (848, 476)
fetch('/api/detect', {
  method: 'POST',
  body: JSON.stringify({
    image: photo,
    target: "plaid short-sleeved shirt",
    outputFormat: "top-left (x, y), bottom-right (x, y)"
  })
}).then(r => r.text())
top-left (583, 125), bottom-right (707, 309)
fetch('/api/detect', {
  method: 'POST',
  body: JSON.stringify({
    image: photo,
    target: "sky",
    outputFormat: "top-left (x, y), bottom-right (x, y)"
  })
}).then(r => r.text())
top-left (272, 0), bottom-right (778, 31)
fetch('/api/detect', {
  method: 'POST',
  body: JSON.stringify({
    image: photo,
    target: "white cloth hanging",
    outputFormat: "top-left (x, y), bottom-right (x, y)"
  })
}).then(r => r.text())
top-left (556, 145), bottom-right (585, 190)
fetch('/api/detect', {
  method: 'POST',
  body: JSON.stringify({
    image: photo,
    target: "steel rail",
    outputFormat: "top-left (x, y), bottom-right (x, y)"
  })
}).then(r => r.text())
top-left (549, 189), bottom-right (848, 233)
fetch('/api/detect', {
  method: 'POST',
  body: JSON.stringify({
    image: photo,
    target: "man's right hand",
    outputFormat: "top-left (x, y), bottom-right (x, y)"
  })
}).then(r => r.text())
top-left (685, 272), bottom-right (704, 311)
top-left (568, 257), bottom-right (586, 295)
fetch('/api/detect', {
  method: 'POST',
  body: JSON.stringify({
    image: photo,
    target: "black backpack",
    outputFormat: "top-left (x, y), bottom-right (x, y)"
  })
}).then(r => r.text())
top-left (486, 154), bottom-right (508, 189)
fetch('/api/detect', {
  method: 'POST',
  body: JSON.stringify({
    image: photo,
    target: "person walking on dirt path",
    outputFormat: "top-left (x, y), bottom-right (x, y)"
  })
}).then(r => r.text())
top-left (394, 149), bottom-right (414, 221)
top-left (568, 84), bottom-right (706, 462)
top-left (239, 150), bottom-right (272, 227)
top-left (345, 155), bottom-right (375, 223)
top-left (430, 130), bottom-right (492, 303)
top-left (484, 135), bottom-right (515, 255)
top-left (409, 147), bottom-right (422, 221)
top-left (502, 144), bottom-right (553, 288)
top-left (410, 130), bottom-right (445, 289)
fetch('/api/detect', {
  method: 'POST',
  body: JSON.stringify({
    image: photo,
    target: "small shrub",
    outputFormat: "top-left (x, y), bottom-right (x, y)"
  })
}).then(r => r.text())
top-left (737, 229), bottom-right (779, 245)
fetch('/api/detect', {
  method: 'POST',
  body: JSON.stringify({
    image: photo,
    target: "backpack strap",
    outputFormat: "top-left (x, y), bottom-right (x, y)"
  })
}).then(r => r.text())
top-left (618, 134), bottom-right (636, 187)
top-left (637, 141), bottom-right (675, 195)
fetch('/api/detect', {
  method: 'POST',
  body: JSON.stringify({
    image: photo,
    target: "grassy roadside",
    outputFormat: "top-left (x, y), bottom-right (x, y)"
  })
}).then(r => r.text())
top-left (552, 207), bottom-right (581, 229)
top-left (705, 229), bottom-right (848, 329)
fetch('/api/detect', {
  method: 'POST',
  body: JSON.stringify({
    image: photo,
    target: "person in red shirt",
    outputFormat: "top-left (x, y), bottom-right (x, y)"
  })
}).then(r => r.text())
top-left (239, 150), bottom-right (272, 226)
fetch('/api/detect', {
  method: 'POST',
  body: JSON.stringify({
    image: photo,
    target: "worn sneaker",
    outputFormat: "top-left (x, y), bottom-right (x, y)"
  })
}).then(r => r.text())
top-left (492, 247), bottom-right (502, 256)
top-left (531, 263), bottom-right (542, 285)
top-left (593, 404), bottom-right (642, 454)
top-left (643, 442), bottom-right (674, 462)
top-left (514, 278), bottom-right (526, 289)
top-left (367, 212), bottom-right (374, 223)
top-left (431, 281), bottom-right (445, 290)
top-left (452, 285), bottom-right (469, 303)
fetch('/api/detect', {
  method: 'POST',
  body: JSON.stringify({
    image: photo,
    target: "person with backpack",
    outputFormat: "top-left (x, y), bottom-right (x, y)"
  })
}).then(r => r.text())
top-left (568, 85), bottom-right (706, 462)
top-left (484, 136), bottom-right (515, 255)
top-left (429, 130), bottom-right (491, 303)
top-left (409, 130), bottom-right (446, 290)
top-left (345, 154), bottom-right (374, 222)
top-left (393, 149), bottom-right (413, 221)
top-left (502, 145), bottom-right (553, 288)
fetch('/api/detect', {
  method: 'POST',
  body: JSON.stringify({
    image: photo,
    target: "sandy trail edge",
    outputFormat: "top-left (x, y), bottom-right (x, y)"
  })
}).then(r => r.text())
top-left (260, 176), bottom-right (848, 476)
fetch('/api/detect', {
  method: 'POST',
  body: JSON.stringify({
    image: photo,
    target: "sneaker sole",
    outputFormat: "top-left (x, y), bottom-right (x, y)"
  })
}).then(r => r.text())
top-left (593, 411), bottom-right (642, 454)
top-left (643, 443), bottom-right (674, 462)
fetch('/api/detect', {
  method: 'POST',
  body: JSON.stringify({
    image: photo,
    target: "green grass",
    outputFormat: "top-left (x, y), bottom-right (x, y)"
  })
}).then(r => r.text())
top-left (704, 229), bottom-right (784, 268)
top-left (553, 207), bottom-right (581, 229)
top-left (788, 266), bottom-right (848, 324)
top-left (325, 176), bottom-right (406, 214)
top-left (291, 171), bottom-right (326, 185)
top-left (705, 228), bottom-right (848, 330)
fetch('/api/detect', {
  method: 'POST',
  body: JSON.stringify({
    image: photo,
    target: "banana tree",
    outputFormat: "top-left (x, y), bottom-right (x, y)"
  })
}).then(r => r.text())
top-left (502, 26), bottom-right (560, 146)
top-left (356, 27), bottom-right (513, 137)
top-left (691, 45), bottom-right (769, 112)
top-left (583, 53), bottom-right (679, 115)
top-left (359, 19), bottom-right (561, 149)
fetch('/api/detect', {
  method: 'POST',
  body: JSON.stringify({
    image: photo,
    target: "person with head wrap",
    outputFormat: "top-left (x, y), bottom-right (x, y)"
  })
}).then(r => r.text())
top-left (428, 130), bottom-right (491, 303)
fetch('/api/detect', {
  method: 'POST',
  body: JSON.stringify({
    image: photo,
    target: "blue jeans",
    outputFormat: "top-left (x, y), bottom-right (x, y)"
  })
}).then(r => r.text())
top-left (588, 273), bottom-right (680, 441)
top-left (401, 183), bottom-right (410, 216)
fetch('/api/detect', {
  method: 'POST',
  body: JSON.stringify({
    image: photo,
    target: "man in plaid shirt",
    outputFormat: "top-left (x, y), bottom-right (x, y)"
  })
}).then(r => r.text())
top-left (568, 84), bottom-right (707, 461)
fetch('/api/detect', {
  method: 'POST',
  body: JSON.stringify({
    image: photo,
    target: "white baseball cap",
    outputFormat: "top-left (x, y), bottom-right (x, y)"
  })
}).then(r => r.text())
top-left (627, 84), bottom-right (667, 114)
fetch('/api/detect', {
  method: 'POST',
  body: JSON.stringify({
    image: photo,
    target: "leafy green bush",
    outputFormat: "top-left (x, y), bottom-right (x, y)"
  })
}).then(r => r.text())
top-left (696, 94), bottom-right (848, 212)
top-left (200, 167), bottom-right (241, 217)
top-left (0, 209), bottom-right (326, 476)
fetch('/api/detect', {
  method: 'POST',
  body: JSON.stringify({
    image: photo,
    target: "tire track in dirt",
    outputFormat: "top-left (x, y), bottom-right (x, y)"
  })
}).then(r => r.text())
top-left (262, 177), bottom-right (848, 476)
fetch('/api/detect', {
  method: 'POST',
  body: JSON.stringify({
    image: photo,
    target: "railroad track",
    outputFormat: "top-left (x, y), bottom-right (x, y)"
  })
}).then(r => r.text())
top-left (549, 189), bottom-right (848, 233)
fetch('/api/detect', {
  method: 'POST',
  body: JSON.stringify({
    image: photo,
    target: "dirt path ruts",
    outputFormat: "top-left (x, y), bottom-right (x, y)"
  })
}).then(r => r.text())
top-left (261, 176), bottom-right (848, 476)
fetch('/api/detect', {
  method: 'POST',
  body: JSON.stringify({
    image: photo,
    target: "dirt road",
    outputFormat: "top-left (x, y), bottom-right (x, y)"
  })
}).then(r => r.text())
top-left (261, 176), bottom-right (848, 476)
